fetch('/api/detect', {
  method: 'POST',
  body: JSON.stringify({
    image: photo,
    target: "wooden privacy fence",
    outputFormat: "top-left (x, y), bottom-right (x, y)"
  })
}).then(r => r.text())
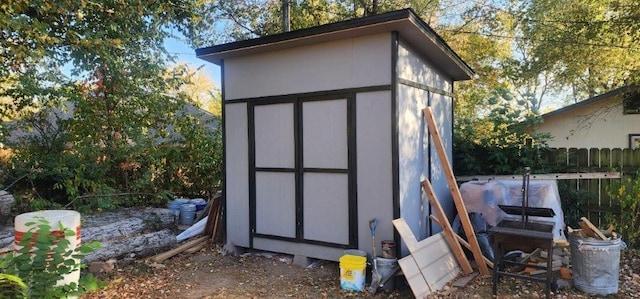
top-left (542, 148), bottom-right (640, 226)
top-left (459, 148), bottom-right (640, 227)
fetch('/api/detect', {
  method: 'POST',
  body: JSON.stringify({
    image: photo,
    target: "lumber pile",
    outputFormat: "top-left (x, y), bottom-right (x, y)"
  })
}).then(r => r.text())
top-left (393, 108), bottom-right (491, 298)
top-left (151, 194), bottom-right (224, 262)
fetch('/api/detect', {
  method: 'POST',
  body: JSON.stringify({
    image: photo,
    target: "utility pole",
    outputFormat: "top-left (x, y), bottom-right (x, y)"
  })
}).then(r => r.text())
top-left (282, 0), bottom-right (290, 32)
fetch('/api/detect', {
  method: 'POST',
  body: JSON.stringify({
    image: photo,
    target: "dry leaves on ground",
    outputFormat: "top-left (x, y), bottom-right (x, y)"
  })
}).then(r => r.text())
top-left (82, 243), bottom-right (639, 299)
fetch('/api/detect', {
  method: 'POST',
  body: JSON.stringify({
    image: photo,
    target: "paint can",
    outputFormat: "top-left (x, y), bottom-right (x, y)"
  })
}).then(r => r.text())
top-left (381, 240), bottom-right (396, 258)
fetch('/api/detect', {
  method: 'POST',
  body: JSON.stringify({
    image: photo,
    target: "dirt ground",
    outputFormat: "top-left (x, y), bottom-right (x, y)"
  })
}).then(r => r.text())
top-left (82, 243), bottom-right (640, 299)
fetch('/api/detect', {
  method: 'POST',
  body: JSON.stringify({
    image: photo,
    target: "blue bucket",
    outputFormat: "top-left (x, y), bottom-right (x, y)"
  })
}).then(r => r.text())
top-left (180, 203), bottom-right (197, 226)
top-left (168, 198), bottom-right (189, 221)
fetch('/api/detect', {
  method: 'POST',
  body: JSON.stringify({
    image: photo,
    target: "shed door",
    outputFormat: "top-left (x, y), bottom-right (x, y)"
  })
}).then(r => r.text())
top-left (250, 95), bottom-right (355, 248)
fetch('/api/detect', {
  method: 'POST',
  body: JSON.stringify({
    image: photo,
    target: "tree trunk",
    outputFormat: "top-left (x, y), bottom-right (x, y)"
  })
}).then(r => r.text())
top-left (83, 229), bottom-right (177, 263)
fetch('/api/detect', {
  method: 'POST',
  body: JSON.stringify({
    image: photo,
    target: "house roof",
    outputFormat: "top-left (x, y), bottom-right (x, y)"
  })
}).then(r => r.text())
top-left (541, 86), bottom-right (638, 119)
top-left (196, 9), bottom-right (474, 81)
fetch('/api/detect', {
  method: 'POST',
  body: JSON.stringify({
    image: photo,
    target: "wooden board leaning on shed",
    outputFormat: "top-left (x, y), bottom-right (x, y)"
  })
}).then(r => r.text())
top-left (393, 218), bottom-right (461, 298)
top-left (423, 107), bottom-right (489, 275)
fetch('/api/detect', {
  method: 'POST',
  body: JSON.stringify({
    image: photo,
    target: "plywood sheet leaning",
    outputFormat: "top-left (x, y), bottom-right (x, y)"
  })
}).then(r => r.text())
top-left (423, 107), bottom-right (489, 275)
top-left (393, 218), bottom-right (461, 298)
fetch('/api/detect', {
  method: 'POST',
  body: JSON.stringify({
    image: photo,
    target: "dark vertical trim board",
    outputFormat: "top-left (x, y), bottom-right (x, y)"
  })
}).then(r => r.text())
top-left (347, 93), bottom-right (358, 248)
top-left (295, 100), bottom-right (303, 240)
top-left (426, 91), bottom-right (433, 236)
top-left (390, 31), bottom-right (401, 251)
top-left (248, 102), bottom-right (256, 249)
top-left (220, 61), bottom-right (228, 244)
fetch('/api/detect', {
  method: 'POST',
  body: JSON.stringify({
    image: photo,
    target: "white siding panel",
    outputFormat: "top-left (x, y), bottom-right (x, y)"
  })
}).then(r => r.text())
top-left (397, 41), bottom-right (451, 92)
top-left (225, 103), bottom-right (250, 247)
top-left (254, 103), bottom-right (295, 168)
top-left (255, 172), bottom-right (296, 238)
top-left (428, 93), bottom-right (455, 233)
top-left (397, 84), bottom-right (429, 246)
top-left (224, 33), bottom-right (391, 100)
top-left (303, 173), bottom-right (349, 245)
top-left (356, 91), bottom-right (394, 255)
top-left (303, 99), bottom-right (348, 169)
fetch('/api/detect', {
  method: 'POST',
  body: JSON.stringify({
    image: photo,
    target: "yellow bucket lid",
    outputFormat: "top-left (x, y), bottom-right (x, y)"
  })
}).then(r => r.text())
top-left (340, 254), bottom-right (367, 264)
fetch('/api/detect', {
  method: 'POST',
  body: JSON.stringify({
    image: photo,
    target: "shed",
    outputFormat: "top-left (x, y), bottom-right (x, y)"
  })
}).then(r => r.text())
top-left (196, 9), bottom-right (473, 261)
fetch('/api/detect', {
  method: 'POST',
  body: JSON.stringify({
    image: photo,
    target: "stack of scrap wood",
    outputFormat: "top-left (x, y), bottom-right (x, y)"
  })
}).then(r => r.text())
top-left (204, 193), bottom-right (224, 242)
top-left (570, 217), bottom-right (619, 240)
top-left (515, 248), bottom-right (570, 278)
top-left (152, 194), bottom-right (224, 263)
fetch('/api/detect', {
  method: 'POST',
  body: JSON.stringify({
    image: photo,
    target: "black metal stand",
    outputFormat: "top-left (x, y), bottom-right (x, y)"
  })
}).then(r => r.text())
top-left (490, 167), bottom-right (557, 299)
top-left (491, 225), bottom-right (555, 299)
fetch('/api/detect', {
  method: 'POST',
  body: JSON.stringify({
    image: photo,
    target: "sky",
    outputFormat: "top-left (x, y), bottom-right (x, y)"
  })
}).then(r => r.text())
top-left (164, 37), bottom-right (222, 88)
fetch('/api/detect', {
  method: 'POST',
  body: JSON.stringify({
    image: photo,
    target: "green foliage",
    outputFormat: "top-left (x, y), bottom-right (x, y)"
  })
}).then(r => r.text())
top-left (0, 1), bottom-right (223, 211)
top-left (0, 217), bottom-right (102, 298)
top-left (0, 273), bottom-right (28, 299)
top-left (453, 87), bottom-right (552, 175)
top-left (556, 183), bottom-right (594, 229)
top-left (605, 172), bottom-right (640, 249)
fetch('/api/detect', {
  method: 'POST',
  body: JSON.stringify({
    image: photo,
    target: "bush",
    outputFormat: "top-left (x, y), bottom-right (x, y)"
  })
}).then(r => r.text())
top-left (0, 217), bottom-right (102, 298)
top-left (605, 172), bottom-right (640, 249)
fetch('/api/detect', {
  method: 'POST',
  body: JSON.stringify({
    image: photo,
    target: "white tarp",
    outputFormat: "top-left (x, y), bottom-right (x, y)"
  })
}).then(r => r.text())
top-left (459, 180), bottom-right (566, 241)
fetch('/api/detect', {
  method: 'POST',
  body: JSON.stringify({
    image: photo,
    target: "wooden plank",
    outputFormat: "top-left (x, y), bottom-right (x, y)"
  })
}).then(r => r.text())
top-left (392, 218), bottom-right (419, 252)
top-left (456, 172), bottom-right (621, 182)
top-left (452, 272), bottom-right (479, 288)
top-left (393, 219), bottom-right (462, 297)
top-left (421, 180), bottom-right (473, 275)
top-left (429, 215), bottom-right (494, 269)
top-left (151, 236), bottom-right (208, 263)
top-left (398, 256), bottom-right (431, 298)
top-left (411, 235), bottom-right (460, 290)
top-left (580, 217), bottom-right (609, 240)
top-left (423, 107), bottom-right (489, 275)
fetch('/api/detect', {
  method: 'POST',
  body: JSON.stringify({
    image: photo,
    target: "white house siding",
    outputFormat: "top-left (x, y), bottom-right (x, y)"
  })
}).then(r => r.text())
top-left (224, 103), bottom-right (250, 247)
top-left (428, 92), bottom-right (454, 232)
top-left (223, 33), bottom-right (392, 101)
top-left (537, 97), bottom-right (640, 149)
top-left (355, 91), bottom-right (394, 255)
top-left (396, 40), bottom-right (454, 254)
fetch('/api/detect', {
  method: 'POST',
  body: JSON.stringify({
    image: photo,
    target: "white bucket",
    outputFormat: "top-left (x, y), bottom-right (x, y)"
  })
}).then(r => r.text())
top-left (14, 210), bottom-right (81, 288)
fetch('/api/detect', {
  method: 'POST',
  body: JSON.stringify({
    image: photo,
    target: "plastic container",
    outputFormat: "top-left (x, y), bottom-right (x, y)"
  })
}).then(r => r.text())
top-left (168, 198), bottom-right (189, 221)
top-left (339, 254), bottom-right (367, 291)
top-left (14, 210), bottom-right (81, 288)
top-left (190, 198), bottom-right (207, 211)
top-left (344, 249), bottom-right (367, 257)
top-left (180, 203), bottom-right (197, 226)
top-left (375, 257), bottom-right (398, 290)
top-left (569, 232), bottom-right (625, 295)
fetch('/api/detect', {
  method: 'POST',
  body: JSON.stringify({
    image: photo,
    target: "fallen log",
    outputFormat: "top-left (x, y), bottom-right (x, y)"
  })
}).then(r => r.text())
top-left (84, 229), bottom-right (177, 263)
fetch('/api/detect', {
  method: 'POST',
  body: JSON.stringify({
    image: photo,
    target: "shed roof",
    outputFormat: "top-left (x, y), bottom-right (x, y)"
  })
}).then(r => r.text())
top-left (196, 9), bottom-right (474, 81)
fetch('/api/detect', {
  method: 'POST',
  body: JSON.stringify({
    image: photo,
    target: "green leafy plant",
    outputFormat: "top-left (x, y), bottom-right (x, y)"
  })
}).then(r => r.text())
top-left (0, 217), bottom-right (102, 298)
top-left (606, 172), bottom-right (640, 249)
top-left (0, 273), bottom-right (27, 298)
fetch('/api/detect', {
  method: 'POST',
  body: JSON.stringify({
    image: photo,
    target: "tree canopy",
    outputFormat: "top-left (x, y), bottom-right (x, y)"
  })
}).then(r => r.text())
top-left (0, 0), bottom-right (222, 211)
top-left (1, 0), bottom-right (638, 208)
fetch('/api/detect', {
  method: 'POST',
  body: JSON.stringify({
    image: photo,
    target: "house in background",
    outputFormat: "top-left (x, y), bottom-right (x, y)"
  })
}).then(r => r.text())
top-left (535, 86), bottom-right (640, 149)
top-left (196, 9), bottom-right (474, 261)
